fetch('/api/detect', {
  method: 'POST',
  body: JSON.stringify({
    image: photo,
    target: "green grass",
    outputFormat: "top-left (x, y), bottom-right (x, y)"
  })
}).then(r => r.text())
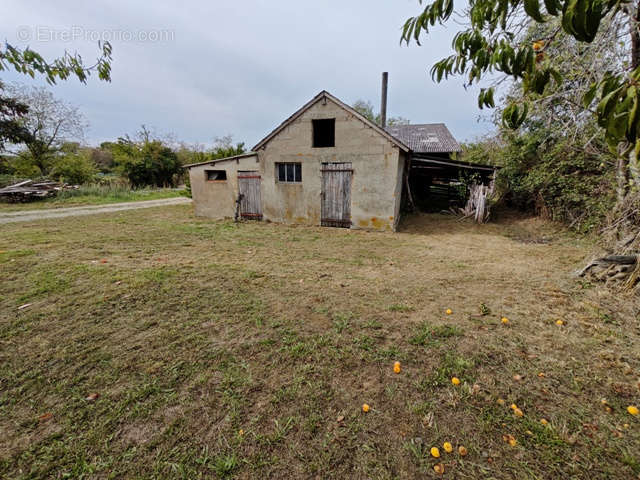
top-left (0, 184), bottom-right (186, 211)
top-left (0, 207), bottom-right (638, 479)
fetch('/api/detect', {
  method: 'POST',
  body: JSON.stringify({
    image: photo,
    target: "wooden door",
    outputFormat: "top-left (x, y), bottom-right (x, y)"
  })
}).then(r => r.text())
top-left (321, 162), bottom-right (352, 228)
top-left (237, 171), bottom-right (262, 220)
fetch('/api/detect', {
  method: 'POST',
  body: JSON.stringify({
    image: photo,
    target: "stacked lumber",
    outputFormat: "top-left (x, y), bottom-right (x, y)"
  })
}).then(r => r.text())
top-left (0, 180), bottom-right (74, 202)
top-left (460, 182), bottom-right (495, 223)
top-left (578, 254), bottom-right (640, 290)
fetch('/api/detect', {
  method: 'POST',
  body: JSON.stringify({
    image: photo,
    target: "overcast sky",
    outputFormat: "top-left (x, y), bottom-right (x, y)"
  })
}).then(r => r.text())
top-left (2, 1), bottom-right (495, 148)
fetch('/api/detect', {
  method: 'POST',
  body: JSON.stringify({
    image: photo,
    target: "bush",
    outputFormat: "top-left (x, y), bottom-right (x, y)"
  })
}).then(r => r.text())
top-left (113, 140), bottom-right (181, 188)
top-left (464, 126), bottom-right (616, 233)
top-left (50, 152), bottom-right (97, 185)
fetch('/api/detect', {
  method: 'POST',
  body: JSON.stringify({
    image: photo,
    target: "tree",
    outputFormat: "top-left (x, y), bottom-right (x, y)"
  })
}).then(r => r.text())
top-left (4, 84), bottom-right (87, 175)
top-left (0, 41), bottom-right (112, 85)
top-left (210, 135), bottom-right (246, 159)
top-left (112, 128), bottom-right (182, 187)
top-left (0, 40), bottom-right (111, 155)
top-left (402, 0), bottom-right (640, 205)
top-left (50, 150), bottom-right (97, 184)
top-left (0, 81), bottom-right (32, 152)
top-left (352, 99), bottom-right (410, 126)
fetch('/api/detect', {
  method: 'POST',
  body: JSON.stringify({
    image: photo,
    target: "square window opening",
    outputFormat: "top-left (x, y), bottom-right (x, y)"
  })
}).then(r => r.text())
top-left (276, 162), bottom-right (302, 183)
top-left (206, 170), bottom-right (227, 181)
top-left (312, 119), bottom-right (335, 148)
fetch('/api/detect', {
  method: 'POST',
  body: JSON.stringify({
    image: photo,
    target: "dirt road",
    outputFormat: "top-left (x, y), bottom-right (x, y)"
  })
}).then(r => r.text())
top-left (0, 197), bottom-right (192, 224)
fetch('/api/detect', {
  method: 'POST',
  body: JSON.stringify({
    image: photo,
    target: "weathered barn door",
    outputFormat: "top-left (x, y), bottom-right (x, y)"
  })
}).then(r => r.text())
top-left (237, 171), bottom-right (262, 220)
top-left (321, 162), bottom-right (352, 228)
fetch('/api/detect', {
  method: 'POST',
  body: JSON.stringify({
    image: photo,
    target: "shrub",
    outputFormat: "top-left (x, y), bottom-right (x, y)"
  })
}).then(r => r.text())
top-left (50, 152), bottom-right (97, 185)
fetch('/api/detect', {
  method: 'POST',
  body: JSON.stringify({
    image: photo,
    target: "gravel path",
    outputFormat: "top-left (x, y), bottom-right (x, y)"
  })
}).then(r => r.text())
top-left (0, 197), bottom-right (192, 224)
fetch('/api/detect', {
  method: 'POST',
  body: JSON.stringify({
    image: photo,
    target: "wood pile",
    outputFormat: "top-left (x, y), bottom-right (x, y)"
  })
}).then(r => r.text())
top-left (578, 254), bottom-right (640, 289)
top-left (0, 180), bottom-right (75, 202)
top-left (459, 182), bottom-right (495, 223)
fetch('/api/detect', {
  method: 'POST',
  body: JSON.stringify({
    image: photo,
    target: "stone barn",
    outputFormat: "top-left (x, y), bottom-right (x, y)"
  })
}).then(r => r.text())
top-left (185, 90), bottom-right (465, 231)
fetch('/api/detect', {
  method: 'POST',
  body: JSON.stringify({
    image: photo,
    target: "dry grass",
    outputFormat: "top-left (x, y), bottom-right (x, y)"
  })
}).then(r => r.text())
top-left (0, 206), bottom-right (638, 479)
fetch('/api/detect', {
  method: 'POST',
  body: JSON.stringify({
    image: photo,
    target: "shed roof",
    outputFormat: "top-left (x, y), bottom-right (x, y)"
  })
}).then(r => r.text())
top-left (182, 152), bottom-right (257, 169)
top-left (385, 124), bottom-right (461, 154)
top-left (252, 90), bottom-right (410, 153)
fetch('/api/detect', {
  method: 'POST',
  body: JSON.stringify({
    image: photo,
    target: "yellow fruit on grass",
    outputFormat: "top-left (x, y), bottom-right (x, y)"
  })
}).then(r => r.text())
top-left (433, 463), bottom-right (445, 474)
top-left (451, 377), bottom-right (461, 385)
top-left (514, 408), bottom-right (524, 417)
top-left (446, 308), bottom-right (453, 315)
top-left (627, 405), bottom-right (639, 416)
top-left (501, 317), bottom-right (509, 324)
top-left (443, 441), bottom-right (453, 453)
top-left (497, 398), bottom-right (505, 405)
top-left (393, 361), bottom-right (401, 374)
top-left (430, 447), bottom-right (440, 458)
top-left (540, 418), bottom-right (549, 425)
top-left (510, 403), bottom-right (518, 410)
top-left (458, 445), bottom-right (468, 456)
top-left (362, 403), bottom-right (370, 413)
top-left (556, 320), bottom-right (564, 326)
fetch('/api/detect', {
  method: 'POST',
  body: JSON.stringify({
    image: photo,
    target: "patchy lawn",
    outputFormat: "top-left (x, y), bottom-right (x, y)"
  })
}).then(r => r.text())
top-left (0, 187), bottom-right (186, 212)
top-left (0, 206), bottom-right (638, 479)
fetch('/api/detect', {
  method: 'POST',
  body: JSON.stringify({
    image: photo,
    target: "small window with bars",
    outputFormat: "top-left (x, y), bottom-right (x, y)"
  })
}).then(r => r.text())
top-left (276, 162), bottom-right (302, 183)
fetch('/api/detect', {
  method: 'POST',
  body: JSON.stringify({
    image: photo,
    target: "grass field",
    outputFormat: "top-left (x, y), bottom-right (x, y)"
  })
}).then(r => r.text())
top-left (0, 186), bottom-right (186, 212)
top-left (1, 206), bottom-right (638, 479)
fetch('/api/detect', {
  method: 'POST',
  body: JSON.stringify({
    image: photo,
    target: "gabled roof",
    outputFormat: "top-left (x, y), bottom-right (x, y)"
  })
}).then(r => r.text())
top-left (252, 90), bottom-right (410, 152)
top-left (183, 152), bottom-right (257, 169)
top-left (385, 124), bottom-right (461, 154)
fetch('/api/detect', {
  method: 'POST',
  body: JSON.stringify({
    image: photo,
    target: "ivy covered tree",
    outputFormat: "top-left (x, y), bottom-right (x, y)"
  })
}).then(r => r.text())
top-left (402, 0), bottom-right (640, 205)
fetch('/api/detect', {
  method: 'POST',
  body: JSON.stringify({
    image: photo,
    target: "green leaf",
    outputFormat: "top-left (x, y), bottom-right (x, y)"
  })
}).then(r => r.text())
top-left (543, 0), bottom-right (561, 15)
top-left (583, 82), bottom-right (598, 108)
top-left (524, 0), bottom-right (545, 22)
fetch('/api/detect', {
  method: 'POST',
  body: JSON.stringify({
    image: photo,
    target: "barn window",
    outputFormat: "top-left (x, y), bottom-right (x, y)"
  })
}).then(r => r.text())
top-left (206, 170), bottom-right (227, 181)
top-left (312, 119), bottom-right (335, 148)
top-left (276, 162), bottom-right (302, 183)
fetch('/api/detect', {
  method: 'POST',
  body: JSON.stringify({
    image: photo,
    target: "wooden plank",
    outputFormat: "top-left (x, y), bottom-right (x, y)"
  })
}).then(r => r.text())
top-left (321, 162), bottom-right (352, 228)
top-left (238, 171), bottom-right (262, 220)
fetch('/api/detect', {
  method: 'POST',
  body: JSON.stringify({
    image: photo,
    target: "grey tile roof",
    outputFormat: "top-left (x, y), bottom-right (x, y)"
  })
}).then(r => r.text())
top-left (385, 123), bottom-right (461, 153)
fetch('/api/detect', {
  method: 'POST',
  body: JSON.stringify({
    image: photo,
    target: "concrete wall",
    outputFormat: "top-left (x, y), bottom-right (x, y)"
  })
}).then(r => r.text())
top-left (188, 154), bottom-right (260, 219)
top-left (188, 98), bottom-right (405, 231)
top-left (258, 98), bottom-right (403, 231)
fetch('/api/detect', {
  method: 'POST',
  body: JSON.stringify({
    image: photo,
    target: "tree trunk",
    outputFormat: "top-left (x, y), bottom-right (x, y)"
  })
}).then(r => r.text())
top-left (632, 0), bottom-right (640, 70)
top-left (617, 147), bottom-right (629, 206)
top-left (630, 145), bottom-right (640, 188)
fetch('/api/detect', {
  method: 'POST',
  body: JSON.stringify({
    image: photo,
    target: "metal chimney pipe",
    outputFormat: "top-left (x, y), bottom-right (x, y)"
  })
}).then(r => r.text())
top-left (380, 72), bottom-right (388, 129)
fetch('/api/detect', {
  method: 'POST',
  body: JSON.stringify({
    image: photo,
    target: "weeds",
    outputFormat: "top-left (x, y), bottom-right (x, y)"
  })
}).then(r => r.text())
top-left (409, 321), bottom-right (463, 347)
